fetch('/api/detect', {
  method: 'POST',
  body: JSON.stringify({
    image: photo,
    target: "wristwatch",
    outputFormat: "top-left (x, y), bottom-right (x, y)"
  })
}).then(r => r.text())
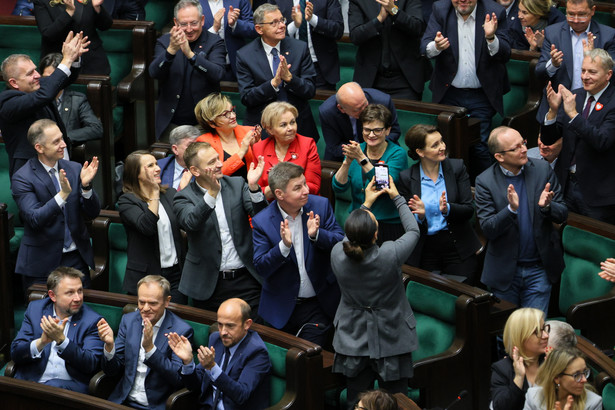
top-left (360, 157), bottom-right (369, 166)
top-left (390, 5), bottom-right (399, 15)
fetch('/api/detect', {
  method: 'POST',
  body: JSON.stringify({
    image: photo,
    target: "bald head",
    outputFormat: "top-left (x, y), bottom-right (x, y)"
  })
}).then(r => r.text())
top-left (336, 82), bottom-right (369, 119)
top-left (217, 298), bottom-right (252, 347)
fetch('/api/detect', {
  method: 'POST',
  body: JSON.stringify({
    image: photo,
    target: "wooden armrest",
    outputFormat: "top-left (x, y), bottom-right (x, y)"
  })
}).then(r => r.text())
top-left (4, 360), bottom-right (16, 378)
top-left (89, 370), bottom-right (121, 399)
top-left (165, 388), bottom-right (199, 410)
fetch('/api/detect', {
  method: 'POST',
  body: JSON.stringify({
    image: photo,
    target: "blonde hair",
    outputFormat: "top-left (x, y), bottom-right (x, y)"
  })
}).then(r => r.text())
top-left (519, 0), bottom-right (554, 19)
top-left (260, 101), bottom-right (298, 131)
top-left (535, 348), bottom-right (589, 410)
top-left (503, 308), bottom-right (545, 365)
top-left (194, 93), bottom-right (233, 133)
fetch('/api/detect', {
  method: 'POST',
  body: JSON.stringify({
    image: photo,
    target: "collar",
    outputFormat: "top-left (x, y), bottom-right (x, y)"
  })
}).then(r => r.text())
top-left (40, 159), bottom-right (59, 174)
top-left (499, 164), bottom-right (524, 177)
top-left (196, 178), bottom-right (223, 194)
top-left (587, 83), bottom-right (609, 101)
top-left (228, 332), bottom-right (249, 356)
top-left (173, 158), bottom-right (184, 174)
top-left (53, 305), bottom-right (73, 324)
top-left (261, 39), bottom-right (281, 55)
top-left (419, 162), bottom-right (444, 181)
top-left (277, 202), bottom-right (303, 220)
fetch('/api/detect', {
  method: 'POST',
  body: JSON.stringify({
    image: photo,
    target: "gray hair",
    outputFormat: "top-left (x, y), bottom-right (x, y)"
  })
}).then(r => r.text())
top-left (254, 3), bottom-right (280, 25)
top-left (169, 125), bottom-right (200, 146)
top-left (137, 275), bottom-right (171, 299)
top-left (1, 54), bottom-right (31, 83)
top-left (27, 119), bottom-right (58, 147)
top-left (546, 320), bottom-right (578, 350)
top-left (488, 126), bottom-right (512, 156)
top-left (174, 0), bottom-right (203, 19)
top-left (584, 48), bottom-right (614, 71)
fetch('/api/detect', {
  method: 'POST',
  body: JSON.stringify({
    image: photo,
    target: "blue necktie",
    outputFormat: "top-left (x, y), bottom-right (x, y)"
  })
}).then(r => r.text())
top-left (212, 347), bottom-right (231, 408)
top-left (271, 47), bottom-right (280, 75)
top-left (49, 168), bottom-right (73, 249)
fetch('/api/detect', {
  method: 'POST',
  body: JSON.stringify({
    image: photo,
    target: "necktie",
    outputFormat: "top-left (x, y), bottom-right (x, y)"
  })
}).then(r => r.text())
top-left (212, 347), bottom-right (231, 408)
top-left (49, 168), bottom-right (73, 249)
top-left (299, 0), bottom-right (308, 42)
top-left (582, 95), bottom-right (595, 119)
top-left (271, 47), bottom-right (280, 75)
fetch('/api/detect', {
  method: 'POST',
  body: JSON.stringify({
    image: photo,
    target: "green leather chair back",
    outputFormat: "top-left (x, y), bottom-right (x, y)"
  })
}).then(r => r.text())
top-left (602, 382), bottom-right (615, 410)
top-left (145, 0), bottom-right (176, 32)
top-left (86, 302), bottom-right (125, 333)
top-left (108, 221), bottom-right (128, 294)
top-left (264, 342), bottom-right (288, 406)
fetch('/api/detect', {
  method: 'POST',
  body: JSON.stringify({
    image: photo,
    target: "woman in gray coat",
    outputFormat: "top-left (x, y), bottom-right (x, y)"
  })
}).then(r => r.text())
top-left (330, 176), bottom-right (420, 410)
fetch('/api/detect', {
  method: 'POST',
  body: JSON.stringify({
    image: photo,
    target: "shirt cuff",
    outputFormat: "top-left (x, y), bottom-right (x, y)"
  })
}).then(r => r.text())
top-left (426, 41), bottom-right (441, 58)
top-left (287, 22), bottom-right (298, 36)
top-left (208, 26), bottom-right (219, 35)
top-left (104, 345), bottom-right (116, 360)
top-left (279, 240), bottom-right (291, 257)
top-left (54, 193), bottom-right (66, 208)
top-left (249, 190), bottom-right (265, 202)
top-left (508, 204), bottom-right (518, 214)
top-left (57, 63), bottom-right (71, 77)
top-left (208, 363), bottom-right (222, 380)
top-left (487, 36), bottom-right (499, 55)
top-left (144, 345), bottom-right (157, 360)
top-left (309, 15), bottom-right (318, 27)
top-left (544, 115), bottom-right (557, 126)
top-left (309, 229), bottom-right (319, 242)
top-left (57, 336), bottom-right (70, 352)
top-left (82, 188), bottom-right (93, 199)
top-left (546, 60), bottom-right (558, 76)
top-left (30, 340), bottom-right (43, 358)
top-left (181, 361), bottom-right (196, 375)
top-left (203, 192), bottom-right (216, 208)
top-left (568, 113), bottom-right (579, 124)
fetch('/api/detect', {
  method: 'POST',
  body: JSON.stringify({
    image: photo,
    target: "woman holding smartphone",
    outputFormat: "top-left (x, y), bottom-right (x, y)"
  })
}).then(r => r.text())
top-left (195, 93), bottom-right (260, 179)
top-left (332, 104), bottom-right (408, 244)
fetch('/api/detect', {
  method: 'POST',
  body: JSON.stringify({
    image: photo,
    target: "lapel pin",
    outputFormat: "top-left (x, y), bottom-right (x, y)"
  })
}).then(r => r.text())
top-left (64, 107), bottom-right (69, 111)
top-left (285, 51), bottom-right (289, 56)
top-left (596, 102), bottom-right (603, 111)
top-left (291, 153), bottom-right (298, 160)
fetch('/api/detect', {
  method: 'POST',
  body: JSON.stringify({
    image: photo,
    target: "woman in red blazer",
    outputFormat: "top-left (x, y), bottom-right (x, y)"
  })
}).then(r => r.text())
top-left (195, 93), bottom-right (260, 179)
top-left (252, 102), bottom-right (321, 200)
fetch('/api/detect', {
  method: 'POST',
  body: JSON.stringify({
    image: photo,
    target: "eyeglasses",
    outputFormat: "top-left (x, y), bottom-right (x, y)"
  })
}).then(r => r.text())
top-left (497, 139), bottom-right (527, 154)
top-left (561, 368), bottom-right (591, 383)
top-left (363, 127), bottom-right (386, 136)
top-left (258, 17), bottom-right (287, 26)
top-left (534, 323), bottom-right (550, 337)
top-left (178, 20), bottom-right (201, 28)
top-left (216, 106), bottom-right (236, 119)
top-left (566, 13), bottom-right (590, 22)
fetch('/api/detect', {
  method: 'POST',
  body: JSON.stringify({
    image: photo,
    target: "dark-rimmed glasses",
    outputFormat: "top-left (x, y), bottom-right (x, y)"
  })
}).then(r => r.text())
top-left (216, 106), bottom-right (236, 119)
top-left (258, 17), bottom-right (287, 26)
top-left (560, 368), bottom-right (590, 383)
top-left (534, 323), bottom-right (550, 337)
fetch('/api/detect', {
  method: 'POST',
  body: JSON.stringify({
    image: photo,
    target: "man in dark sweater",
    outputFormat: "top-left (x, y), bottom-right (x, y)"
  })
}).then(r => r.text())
top-left (474, 126), bottom-right (567, 314)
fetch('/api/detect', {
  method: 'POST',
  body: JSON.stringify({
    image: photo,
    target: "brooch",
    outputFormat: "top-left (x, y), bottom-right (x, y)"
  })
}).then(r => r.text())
top-left (595, 102), bottom-right (603, 111)
top-left (291, 153), bottom-right (298, 160)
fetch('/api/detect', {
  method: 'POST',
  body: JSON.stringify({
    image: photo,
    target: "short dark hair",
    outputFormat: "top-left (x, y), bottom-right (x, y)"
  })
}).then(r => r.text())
top-left (359, 104), bottom-right (392, 129)
top-left (342, 209), bottom-right (378, 261)
top-left (38, 52), bottom-right (62, 74)
top-left (567, 0), bottom-right (594, 9)
top-left (183, 141), bottom-right (213, 168)
top-left (268, 162), bottom-right (304, 193)
top-left (47, 266), bottom-right (84, 292)
top-left (404, 124), bottom-right (440, 161)
top-left (356, 390), bottom-right (398, 410)
top-left (137, 275), bottom-right (171, 299)
top-left (27, 119), bottom-right (57, 147)
top-left (122, 150), bottom-right (167, 200)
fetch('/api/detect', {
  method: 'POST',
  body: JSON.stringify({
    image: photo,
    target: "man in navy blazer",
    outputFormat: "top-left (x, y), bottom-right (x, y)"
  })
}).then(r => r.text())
top-left (98, 275), bottom-right (194, 410)
top-left (10, 267), bottom-right (104, 393)
top-left (0, 32), bottom-right (86, 177)
top-left (149, 0), bottom-right (226, 140)
top-left (421, 0), bottom-right (511, 177)
top-left (198, 0), bottom-right (258, 79)
top-left (535, 0), bottom-right (615, 120)
top-left (276, 0), bottom-right (344, 90)
top-left (540, 48), bottom-right (615, 224)
top-left (318, 82), bottom-right (401, 161)
top-left (11, 120), bottom-right (100, 291)
top-left (236, 3), bottom-right (319, 141)
top-left (103, 0), bottom-right (147, 20)
top-left (475, 126), bottom-right (566, 314)
top-left (158, 125), bottom-right (199, 190)
top-left (252, 162), bottom-right (343, 346)
top-left (169, 298), bottom-right (271, 409)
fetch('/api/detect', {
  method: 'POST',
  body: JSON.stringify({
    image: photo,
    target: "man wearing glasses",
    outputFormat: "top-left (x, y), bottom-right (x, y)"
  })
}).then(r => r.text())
top-left (475, 126), bottom-right (567, 315)
top-left (236, 3), bottom-right (320, 141)
top-left (535, 0), bottom-right (615, 119)
top-left (149, 0), bottom-right (226, 141)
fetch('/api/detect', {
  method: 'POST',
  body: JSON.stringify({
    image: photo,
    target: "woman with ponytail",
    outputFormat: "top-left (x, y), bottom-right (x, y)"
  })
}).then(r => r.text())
top-left (330, 176), bottom-right (420, 410)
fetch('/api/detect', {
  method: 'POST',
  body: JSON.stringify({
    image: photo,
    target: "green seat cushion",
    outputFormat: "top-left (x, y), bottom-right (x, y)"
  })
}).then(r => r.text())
top-left (185, 320), bottom-right (211, 363)
top-left (108, 222), bottom-right (128, 293)
top-left (559, 225), bottom-right (615, 314)
top-left (85, 302), bottom-right (124, 333)
top-left (98, 30), bottom-right (134, 86)
top-left (336, 42), bottom-right (357, 89)
top-left (0, 25), bottom-right (41, 65)
top-left (603, 383), bottom-right (615, 410)
top-left (144, 0), bottom-right (176, 32)
top-left (265, 342), bottom-right (287, 406)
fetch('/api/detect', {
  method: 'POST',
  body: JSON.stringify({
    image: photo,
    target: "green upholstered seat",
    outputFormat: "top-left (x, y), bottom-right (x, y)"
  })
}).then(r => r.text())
top-left (559, 225), bottom-right (615, 314)
top-left (265, 342), bottom-right (288, 406)
top-left (144, 0), bottom-right (176, 32)
top-left (184, 320), bottom-right (211, 363)
top-left (86, 302), bottom-right (124, 333)
top-left (0, 25), bottom-right (41, 66)
top-left (603, 383), bottom-right (615, 410)
top-left (336, 42), bottom-right (357, 89)
top-left (0, 144), bottom-right (24, 254)
top-left (492, 59), bottom-right (531, 129)
top-left (108, 222), bottom-right (128, 294)
top-left (98, 29), bottom-right (136, 87)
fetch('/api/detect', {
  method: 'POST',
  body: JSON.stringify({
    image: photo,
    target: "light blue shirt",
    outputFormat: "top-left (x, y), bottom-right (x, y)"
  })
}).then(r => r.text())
top-left (31, 307), bottom-right (72, 384)
top-left (419, 163), bottom-right (449, 235)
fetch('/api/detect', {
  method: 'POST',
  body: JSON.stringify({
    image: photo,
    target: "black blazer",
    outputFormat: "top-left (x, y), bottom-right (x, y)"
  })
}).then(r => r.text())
top-left (397, 158), bottom-right (481, 266)
top-left (33, 0), bottom-right (113, 75)
top-left (117, 189), bottom-right (185, 294)
top-left (490, 357), bottom-right (530, 410)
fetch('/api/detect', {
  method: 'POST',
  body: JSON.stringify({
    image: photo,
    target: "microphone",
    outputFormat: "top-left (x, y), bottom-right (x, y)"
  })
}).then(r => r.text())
top-left (295, 322), bottom-right (322, 338)
top-left (443, 390), bottom-right (468, 410)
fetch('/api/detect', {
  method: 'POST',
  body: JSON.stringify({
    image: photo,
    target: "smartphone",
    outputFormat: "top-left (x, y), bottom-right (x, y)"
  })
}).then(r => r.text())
top-left (374, 163), bottom-right (389, 190)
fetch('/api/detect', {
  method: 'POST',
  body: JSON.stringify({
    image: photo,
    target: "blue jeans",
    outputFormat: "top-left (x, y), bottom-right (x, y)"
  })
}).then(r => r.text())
top-left (492, 264), bottom-right (551, 315)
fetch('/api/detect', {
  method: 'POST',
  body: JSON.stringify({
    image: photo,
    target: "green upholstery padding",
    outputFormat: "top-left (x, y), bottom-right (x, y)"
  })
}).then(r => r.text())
top-left (108, 222), bottom-right (128, 294)
top-left (224, 92), bottom-right (248, 126)
top-left (603, 383), bottom-right (615, 410)
top-left (407, 281), bottom-right (457, 361)
top-left (86, 302), bottom-right (124, 333)
top-left (185, 320), bottom-right (211, 363)
top-left (336, 42), bottom-right (357, 89)
top-left (0, 143), bottom-right (24, 254)
top-left (492, 59), bottom-right (530, 128)
top-left (98, 30), bottom-right (134, 87)
top-left (264, 342), bottom-right (288, 406)
top-left (145, 0), bottom-right (176, 32)
top-left (559, 225), bottom-right (615, 314)
top-left (0, 26), bottom-right (41, 65)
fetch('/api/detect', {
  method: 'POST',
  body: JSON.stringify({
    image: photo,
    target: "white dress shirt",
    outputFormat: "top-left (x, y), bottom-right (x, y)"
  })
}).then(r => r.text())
top-left (157, 203), bottom-right (178, 268)
top-left (286, 0), bottom-right (319, 63)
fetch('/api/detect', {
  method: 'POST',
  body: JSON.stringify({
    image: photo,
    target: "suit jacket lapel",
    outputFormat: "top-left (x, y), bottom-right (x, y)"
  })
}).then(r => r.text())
top-left (270, 201), bottom-right (298, 266)
top-left (225, 331), bottom-right (251, 374)
top-left (442, 160), bottom-right (457, 201)
top-left (410, 165), bottom-right (422, 198)
top-left (447, 6), bottom-right (460, 65)
top-left (154, 311), bottom-right (173, 352)
top-left (560, 24), bottom-right (574, 83)
top-left (474, 4), bottom-right (484, 64)
top-left (524, 161), bottom-right (536, 226)
top-left (33, 159), bottom-right (58, 198)
top-left (255, 40), bottom-right (274, 80)
top-left (66, 307), bottom-right (84, 341)
top-left (220, 179), bottom-right (235, 235)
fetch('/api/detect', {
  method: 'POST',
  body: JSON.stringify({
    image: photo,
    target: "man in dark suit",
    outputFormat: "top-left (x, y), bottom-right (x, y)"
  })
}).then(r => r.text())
top-left (0, 31), bottom-right (86, 177)
top-left (158, 125), bottom-right (199, 190)
top-left (149, 0), bottom-right (226, 140)
top-left (173, 141), bottom-right (268, 315)
top-left (318, 82), bottom-right (401, 161)
top-left (541, 48), bottom-right (615, 224)
top-left (277, 0), bottom-right (344, 90)
top-left (11, 120), bottom-right (100, 291)
top-left (168, 298), bottom-right (271, 409)
top-left (236, 3), bottom-right (319, 141)
top-left (97, 275), bottom-right (194, 410)
top-left (421, 0), bottom-right (511, 177)
top-left (252, 162), bottom-right (343, 346)
top-left (10, 267), bottom-right (103, 393)
top-left (535, 0), bottom-right (615, 120)
top-left (350, 0), bottom-right (429, 100)
top-left (198, 0), bottom-right (258, 80)
top-left (475, 126), bottom-right (567, 314)
top-left (103, 0), bottom-right (148, 20)
top-left (39, 53), bottom-right (103, 146)
top-left (496, 0), bottom-right (519, 27)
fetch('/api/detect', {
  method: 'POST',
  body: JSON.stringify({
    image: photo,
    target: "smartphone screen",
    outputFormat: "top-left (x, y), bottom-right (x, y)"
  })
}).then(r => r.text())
top-left (374, 163), bottom-right (389, 190)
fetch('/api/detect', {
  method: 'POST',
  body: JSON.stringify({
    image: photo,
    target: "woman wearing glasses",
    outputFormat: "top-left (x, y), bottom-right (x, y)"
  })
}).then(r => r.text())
top-left (252, 101), bottom-right (321, 199)
top-left (397, 124), bottom-right (482, 284)
top-left (195, 93), bottom-right (260, 179)
top-left (524, 348), bottom-right (602, 410)
top-left (491, 308), bottom-right (550, 410)
top-left (333, 104), bottom-right (408, 243)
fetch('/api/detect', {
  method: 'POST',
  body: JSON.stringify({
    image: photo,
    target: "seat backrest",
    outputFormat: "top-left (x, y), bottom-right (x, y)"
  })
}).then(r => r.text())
top-left (184, 319), bottom-right (211, 361)
top-left (559, 224), bottom-right (615, 314)
top-left (108, 221), bottom-right (128, 294)
top-left (85, 302), bottom-right (124, 334)
top-left (406, 281), bottom-right (458, 362)
top-left (603, 383), bottom-right (615, 410)
top-left (98, 29), bottom-right (135, 87)
top-left (264, 341), bottom-right (288, 406)
top-left (144, 0), bottom-right (176, 32)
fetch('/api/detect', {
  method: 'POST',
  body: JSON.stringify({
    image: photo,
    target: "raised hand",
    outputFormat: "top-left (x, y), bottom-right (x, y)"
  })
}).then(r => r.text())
top-left (382, 176), bottom-right (400, 199)
top-left (197, 345), bottom-right (216, 370)
top-left (598, 258), bottom-right (615, 282)
top-left (167, 332), bottom-right (194, 365)
top-left (227, 6), bottom-right (240, 26)
top-left (59, 168), bottom-right (72, 200)
top-left (142, 318), bottom-right (154, 353)
top-left (278, 55), bottom-right (293, 83)
top-left (63, 0), bottom-right (76, 15)
top-left (213, 8), bottom-right (225, 33)
top-left (307, 211), bottom-right (320, 238)
top-left (524, 28), bottom-right (545, 51)
top-left (484, 13), bottom-right (498, 39)
top-left (550, 44), bottom-right (564, 67)
top-left (280, 219), bottom-right (292, 248)
top-left (247, 156), bottom-right (265, 189)
top-left (408, 194), bottom-right (425, 219)
top-left (554, 395), bottom-right (574, 410)
top-left (97, 318), bottom-right (115, 352)
top-left (41, 315), bottom-right (67, 344)
top-left (559, 85), bottom-right (577, 119)
top-left (434, 31), bottom-right (450, 51)
top-left (167, 26), bottom-right (185, 54)
top-left (80, 156), bottom-right (99, 187)
top-left (511, 346), bottom-right (526, 388)
top-left (291, 5), bottom-right (303, 27)
top-left (61, 31), bottom-right (83, 65)
top-left (363, 177), bottom-right (386, 208)
top-left (178, 169), bottom-right (192, 191)
top-left (439, 190), bottom-right (448, 214)
top-left (582, 32), bottom-right (595, 53)
top-left (305, 1), bottom-right (314, 21)
top-left (92, 0), bottom-right (104, 11)
top-left (200, 167), bottom-right (221, 196)
top-left (341, 140), bottom-right (364, 162)
top-left (545, 81), bottom-right (562, 120)
top-left (507, 184), bottom-right (519, 212)
top-left (538, 182), bottom-right (554, 208)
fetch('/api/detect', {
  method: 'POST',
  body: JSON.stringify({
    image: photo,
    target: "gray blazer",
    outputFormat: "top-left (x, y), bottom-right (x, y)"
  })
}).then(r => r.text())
top-left (523, 386), bottom-right (602, 410)
top-left (475, 159), bottom-right (567, 291)
top-left (173, 176), bottom-right (268, 300)
top-left (58, 89), bottom-right (103, 144)
top-left (330, 196), bottom-right (420, 358)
